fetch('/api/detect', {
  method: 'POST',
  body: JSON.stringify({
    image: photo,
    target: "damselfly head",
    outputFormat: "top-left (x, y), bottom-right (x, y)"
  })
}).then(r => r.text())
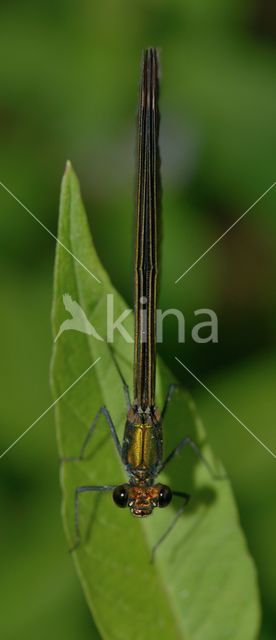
top-left (112, 483), bottom-right (172, 517)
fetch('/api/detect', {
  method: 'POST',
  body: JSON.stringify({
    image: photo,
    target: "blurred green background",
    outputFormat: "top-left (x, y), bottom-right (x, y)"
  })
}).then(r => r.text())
top-left (0, 1), bottom-right (275, 638)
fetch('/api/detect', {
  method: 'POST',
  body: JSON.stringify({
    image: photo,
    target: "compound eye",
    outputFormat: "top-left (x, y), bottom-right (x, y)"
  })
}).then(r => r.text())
top-left (158, 485), bottom-right (172, 508)
top-left (113, 485), bottom-right (129, 508)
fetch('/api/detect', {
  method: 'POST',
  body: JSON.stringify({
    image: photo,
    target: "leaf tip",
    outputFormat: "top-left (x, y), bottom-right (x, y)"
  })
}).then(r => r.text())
top-left (65, 159), bottom-right (72, 173)
top-left (61, 159), bottom-right (79, 200)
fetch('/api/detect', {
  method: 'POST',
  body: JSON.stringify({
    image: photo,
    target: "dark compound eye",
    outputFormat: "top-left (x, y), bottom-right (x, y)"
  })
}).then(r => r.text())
top-left (158, 485), bottom-right (172, 508)
top-left (113, 485), bottom-right (129, 508)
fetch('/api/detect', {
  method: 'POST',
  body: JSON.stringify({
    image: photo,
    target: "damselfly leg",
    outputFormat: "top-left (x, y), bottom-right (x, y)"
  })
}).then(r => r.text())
top-left (158, 433), bottom-right (219, 480)
top-left (70, 485), bottom-right (116, 553)
top-left (61, 405), bottom-right (122, 463)
top-left (150, 491), bottom-right (191, 562)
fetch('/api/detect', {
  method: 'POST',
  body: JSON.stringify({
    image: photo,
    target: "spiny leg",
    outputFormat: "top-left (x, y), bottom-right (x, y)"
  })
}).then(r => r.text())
top-left (70, 485), bottom-right (116, 552)
top-left (61, 406), bottom-right (122, 463)
top-left (109, 346), bottom-right (131, 409)
top-left (161, 384), bottom-right (225, 479)
top-left (151, 491), bottom-right (190, 562)
top-left (158, 436), bottom-right (220, 480)
top-left (161, 383), bottom-right (180, 421)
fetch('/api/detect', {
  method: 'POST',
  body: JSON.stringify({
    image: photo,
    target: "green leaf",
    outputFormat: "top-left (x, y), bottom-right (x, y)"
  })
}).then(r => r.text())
top-left (51, 162), bottom-right (261, 640)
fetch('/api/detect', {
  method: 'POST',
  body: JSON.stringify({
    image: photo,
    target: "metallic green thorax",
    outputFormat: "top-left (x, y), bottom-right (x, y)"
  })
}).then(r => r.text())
top-left (122, 408), bottom-right (163, 484)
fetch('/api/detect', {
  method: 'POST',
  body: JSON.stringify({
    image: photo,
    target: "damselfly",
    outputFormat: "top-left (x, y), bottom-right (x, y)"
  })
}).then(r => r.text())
top-left (64, 48), bottom-right (214, 557)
